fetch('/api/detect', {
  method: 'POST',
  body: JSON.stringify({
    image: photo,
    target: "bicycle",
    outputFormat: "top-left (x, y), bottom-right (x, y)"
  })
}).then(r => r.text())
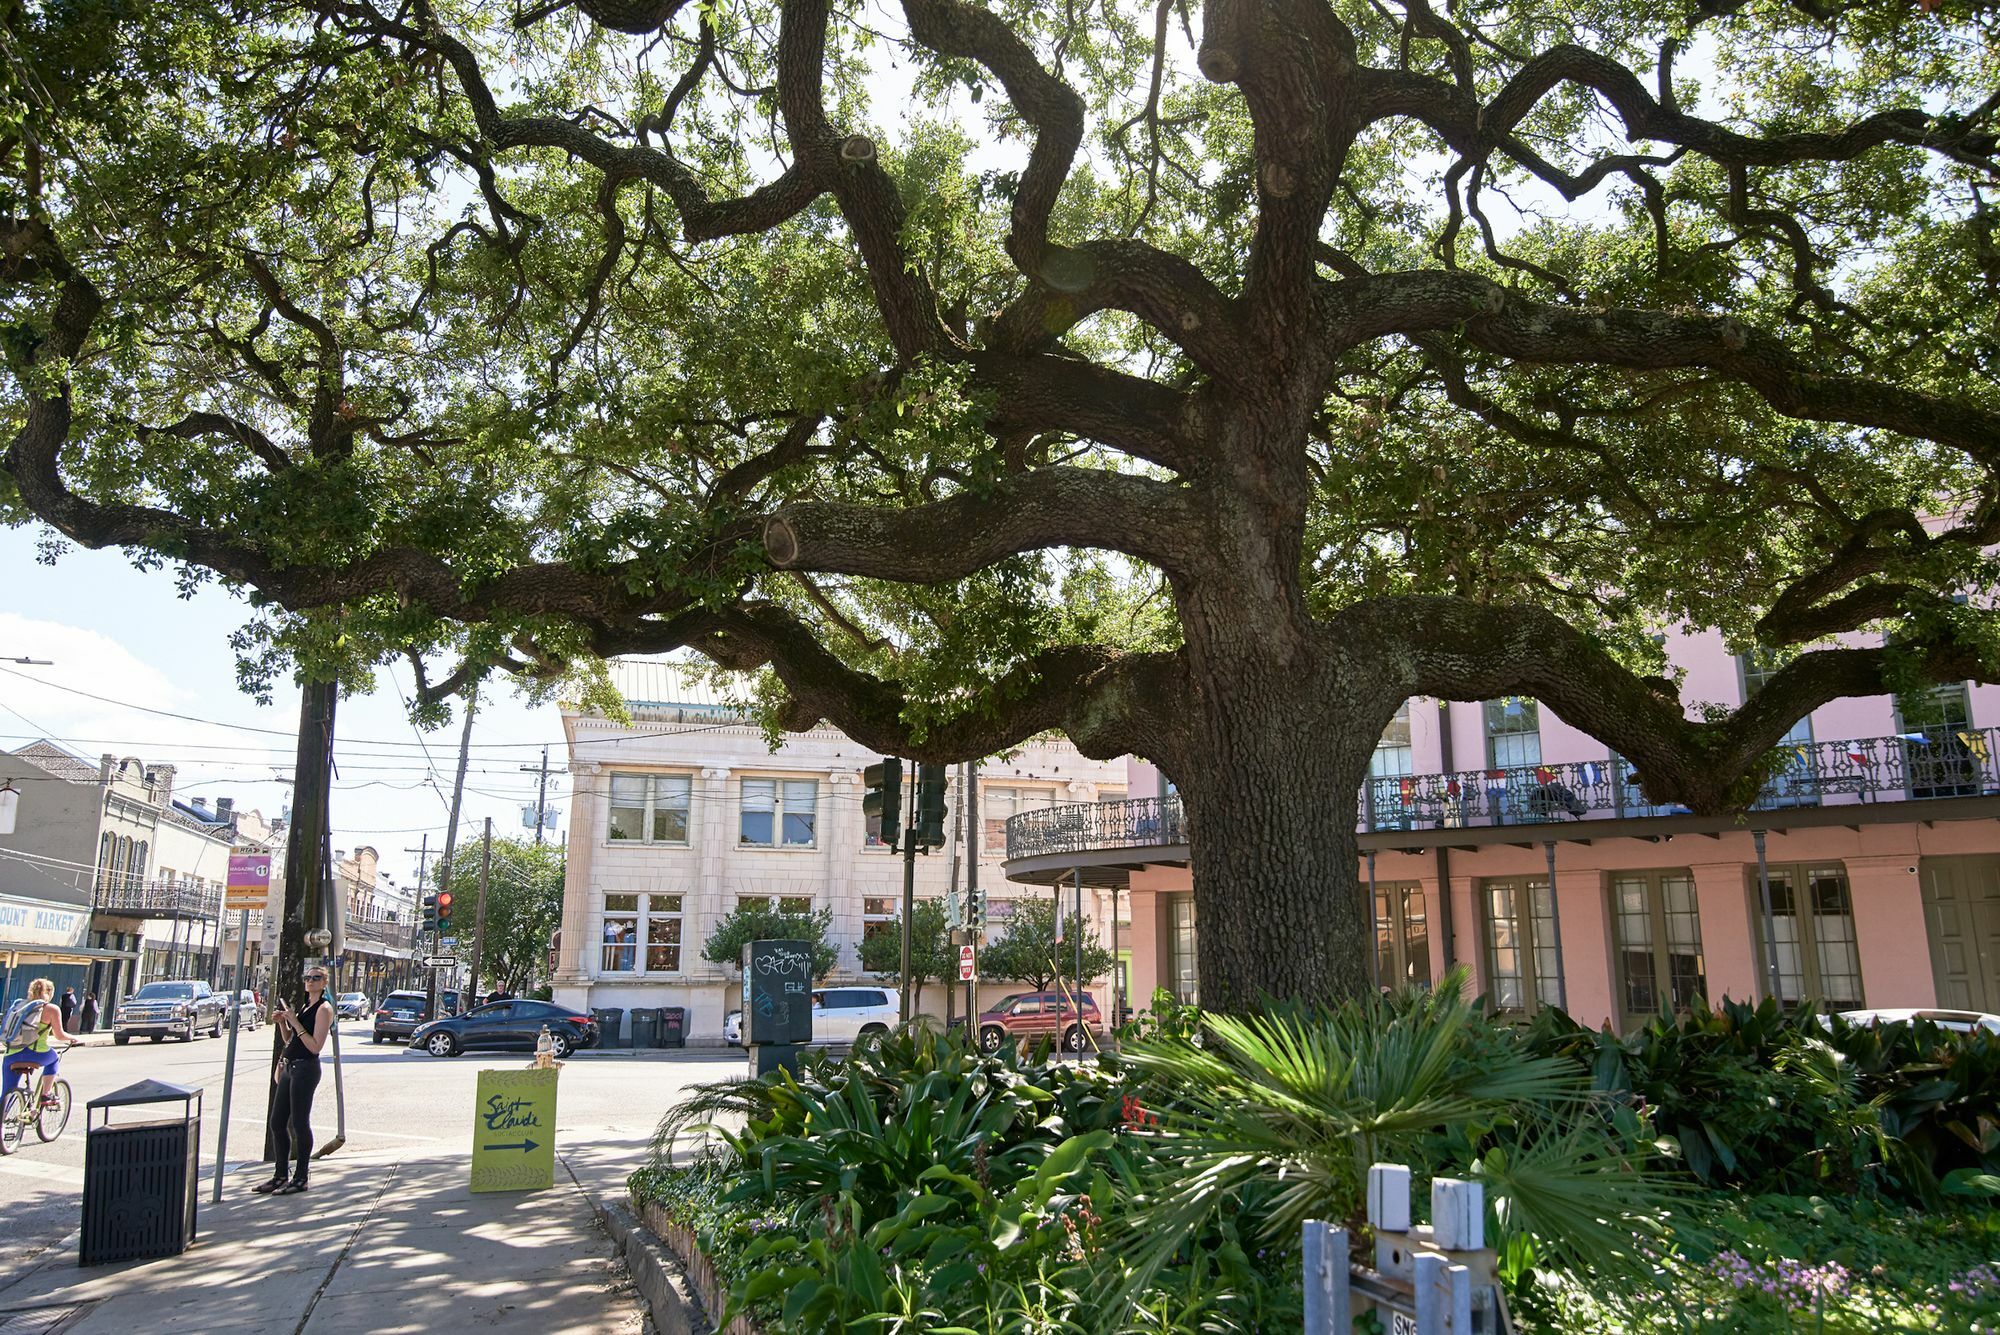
top-left (0, 1043), bottom-right (74, 1154)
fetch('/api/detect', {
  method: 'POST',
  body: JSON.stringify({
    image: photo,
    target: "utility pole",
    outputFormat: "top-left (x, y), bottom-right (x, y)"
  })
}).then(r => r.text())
top-left (468, 818), bottom-right (492, 1005)
top-left (425, 689), bottom-right (478, 1022)
top-left (519, 747), bottom-right (565, 845)
top-left (899, 775), bottom-right (917, 1021)
top-left (964, 760), bottom-right (978, 1027)
top-left (403, 833), bottom-right (430, 993)
top-left (266, 676), bottom-right (336, 1164)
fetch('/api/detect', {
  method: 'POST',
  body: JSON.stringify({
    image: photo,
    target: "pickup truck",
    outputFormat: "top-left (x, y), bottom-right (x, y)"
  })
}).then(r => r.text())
top-left (113, 980), bottom-right (228, 1043)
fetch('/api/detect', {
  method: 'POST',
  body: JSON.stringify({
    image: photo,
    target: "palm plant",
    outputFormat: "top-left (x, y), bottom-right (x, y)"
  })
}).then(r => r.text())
top-left (1100, 973), bottom-right (1676, 1307)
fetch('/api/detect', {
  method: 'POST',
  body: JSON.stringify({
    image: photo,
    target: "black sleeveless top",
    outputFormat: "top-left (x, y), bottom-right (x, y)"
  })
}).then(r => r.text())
top-left (284, 998), bottom-right (325, 1061)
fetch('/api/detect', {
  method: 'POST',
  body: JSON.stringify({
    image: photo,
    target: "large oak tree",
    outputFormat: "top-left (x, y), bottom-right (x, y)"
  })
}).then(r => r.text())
top-left (2, 0), bottom-right (1996, 1006)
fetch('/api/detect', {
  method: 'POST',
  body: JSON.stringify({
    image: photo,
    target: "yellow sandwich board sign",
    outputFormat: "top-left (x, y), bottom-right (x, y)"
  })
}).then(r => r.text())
top-left (470, 1068), bottom-right (558, 1193)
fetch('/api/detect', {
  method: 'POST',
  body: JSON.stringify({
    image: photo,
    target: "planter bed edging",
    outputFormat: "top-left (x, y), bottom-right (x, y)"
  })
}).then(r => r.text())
top-left (608, 1192), bottom-right (763, 1335)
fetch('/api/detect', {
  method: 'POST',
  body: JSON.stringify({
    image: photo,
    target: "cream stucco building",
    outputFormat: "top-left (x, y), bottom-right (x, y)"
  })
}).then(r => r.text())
top-left (550, 661), bottom-right (1126, 1043)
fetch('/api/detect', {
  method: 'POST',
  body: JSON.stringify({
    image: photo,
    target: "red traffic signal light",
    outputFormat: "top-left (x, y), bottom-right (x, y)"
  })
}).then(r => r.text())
top-left (437, 891), bottom-right (453, 910)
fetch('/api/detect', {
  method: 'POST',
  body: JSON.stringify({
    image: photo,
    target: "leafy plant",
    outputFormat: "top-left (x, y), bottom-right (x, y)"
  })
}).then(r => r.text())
top-left (701, 901), bottom-right (840, 979)
top-left (978, 898), bottom-right (1114, 992)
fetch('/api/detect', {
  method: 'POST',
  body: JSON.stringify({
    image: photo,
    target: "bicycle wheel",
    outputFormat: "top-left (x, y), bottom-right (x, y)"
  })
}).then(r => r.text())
top-left (36, 1080), bottom-right (71, 1142)
top-left (0, 1090), bottom-right (26, 1155)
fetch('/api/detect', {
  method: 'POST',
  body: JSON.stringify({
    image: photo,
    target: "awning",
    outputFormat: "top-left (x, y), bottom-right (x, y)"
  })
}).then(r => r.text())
top-left (1, 939), bottom-right (142, 967)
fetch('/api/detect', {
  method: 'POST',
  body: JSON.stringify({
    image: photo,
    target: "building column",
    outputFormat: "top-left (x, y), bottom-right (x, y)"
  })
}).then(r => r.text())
top-left (551, 761), bottom-right (601, 1009)
top-left (1690, 861), bottom-right (1762, 1006)
top-left (1846, 854), bottom-right (1934, 1010)
top-left (826, 769), bottom-right (860, 971)
top-left (1447, 875), bottom-right (1481, 997)
top-left (696, 766), bottom-right (732, 981)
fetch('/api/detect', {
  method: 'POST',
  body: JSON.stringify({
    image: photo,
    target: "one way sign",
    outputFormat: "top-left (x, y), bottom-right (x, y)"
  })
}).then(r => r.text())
top-left (470, 1068), bottom-right (558, 1193)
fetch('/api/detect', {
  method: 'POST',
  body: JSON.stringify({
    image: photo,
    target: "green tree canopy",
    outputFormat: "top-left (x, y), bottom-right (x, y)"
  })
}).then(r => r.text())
top-left (701, 901), bottom-right (839, 980)
top-left (2, 0), bottom-right (1996, 1004)
top-left (428, 838), bottom-right (564, 994)
top-left (980, 899), bottom-right (1114, 994)
top-left (857, 896), bottom-right (955, 1011)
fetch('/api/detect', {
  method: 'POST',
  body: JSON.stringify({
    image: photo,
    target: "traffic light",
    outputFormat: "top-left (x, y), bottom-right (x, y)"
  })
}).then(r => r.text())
top-left (436, 889), bottom-right (455, 934)
top-left (422, 893), bottom-right (439, 932)
top-left (966, 881), bottom-right (985, 930)
top-left (863, 758), bottom-right (902, 851)
top-left (915, 763), bottom-right (947, 848)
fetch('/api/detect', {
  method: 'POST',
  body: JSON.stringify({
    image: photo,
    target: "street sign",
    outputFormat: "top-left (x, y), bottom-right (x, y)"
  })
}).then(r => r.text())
top-left (959, 944), bottom-right (975, 981)
top-left (471, 1067), bottom-right (558, 1192)
top-left (225, 852), bottom-right (271, 912)
top-left (424, 955), bottom-right (458, 969)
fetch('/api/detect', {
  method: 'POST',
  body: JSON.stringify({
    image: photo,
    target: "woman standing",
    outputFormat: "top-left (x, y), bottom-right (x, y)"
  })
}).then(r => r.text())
top-left (257, 965), bottom-right (331, 1196)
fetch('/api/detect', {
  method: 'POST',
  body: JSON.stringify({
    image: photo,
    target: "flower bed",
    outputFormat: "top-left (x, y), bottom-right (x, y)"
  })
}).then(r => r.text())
top-left (629, 982), bottom-right (2000, 1333)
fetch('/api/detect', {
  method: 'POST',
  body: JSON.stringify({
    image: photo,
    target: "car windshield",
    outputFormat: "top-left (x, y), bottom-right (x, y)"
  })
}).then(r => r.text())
top-left (132, 982), bottom-right (196, 999)
top-left (989, 993), bottom-right (1024, 1012)
top-left (340, 993), bottom-right (365, 1001)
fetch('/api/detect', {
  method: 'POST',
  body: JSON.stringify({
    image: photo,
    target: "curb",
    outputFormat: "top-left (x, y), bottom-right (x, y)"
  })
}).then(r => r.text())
top-left (595, 1199), bottom-right (717, 1335)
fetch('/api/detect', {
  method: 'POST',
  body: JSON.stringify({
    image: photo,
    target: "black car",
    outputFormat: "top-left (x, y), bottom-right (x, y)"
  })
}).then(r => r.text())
top-left (408, 999), bottom-right (599, 1058)
top-left (371, 989), bottom-right (463, 1044)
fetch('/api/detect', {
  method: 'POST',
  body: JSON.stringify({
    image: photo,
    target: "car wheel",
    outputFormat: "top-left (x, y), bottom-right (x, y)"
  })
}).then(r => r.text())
top-left (1063, 1025), bottom-right (1087, 1053)
top-left (979, 1025), bottom-right (1007, 1053)
top-left (857, 1023), bottom-right (888, 1045)
top-left (549, 1032), bottom-right (574, 1060)
top-left (425, 1031), bottom-right (459, 1057)
top-left (114, 1034), bottom-right (130, 1046)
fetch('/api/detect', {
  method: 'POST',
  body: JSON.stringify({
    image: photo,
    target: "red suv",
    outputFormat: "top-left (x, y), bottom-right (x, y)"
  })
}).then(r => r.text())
top-left (977, 991), bottom-right (1104, 1054)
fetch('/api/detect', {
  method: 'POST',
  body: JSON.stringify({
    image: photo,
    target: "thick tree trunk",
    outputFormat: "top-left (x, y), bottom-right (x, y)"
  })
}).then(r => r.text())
top-left (1173, 687), bottom-right (1382, 1009)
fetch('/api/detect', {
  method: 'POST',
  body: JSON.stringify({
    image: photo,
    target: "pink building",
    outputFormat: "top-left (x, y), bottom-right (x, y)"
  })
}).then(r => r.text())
top-left (998, 628), bottom-right (2000, 1029)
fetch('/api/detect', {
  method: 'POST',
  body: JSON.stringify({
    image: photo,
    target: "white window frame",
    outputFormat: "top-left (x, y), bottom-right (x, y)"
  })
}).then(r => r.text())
top-left (644, 894), bottom-right (685, 973)
top-left (606, 772), bottom-right (693, 846)
top-left (601, 893), bottom-right (640, 973)
top-left (983, 785), bottom-right (1058, 851)
top-left (1372, 700), bottom-right (1415, 778)
top-left (739, 777), bottom-right (819, 848)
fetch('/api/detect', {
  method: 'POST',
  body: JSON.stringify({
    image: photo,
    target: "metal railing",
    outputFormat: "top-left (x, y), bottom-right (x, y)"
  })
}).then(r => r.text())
top-left (1004, 727), bottom-right (2000, 860)
top-left (93, 879), bottom-right (222, 919)
top-left (1004, 795), bottom-right (1187, 861)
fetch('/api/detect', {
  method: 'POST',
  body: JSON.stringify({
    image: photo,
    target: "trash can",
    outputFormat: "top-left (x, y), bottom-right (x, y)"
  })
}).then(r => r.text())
top-left (82, 1078), bottom-right (202, 1265)
top-left (591, 1007), bottom-right (625, 1049)
top-left (658, 1007), bottom-right (686, 1048)
top-left (629, 1007), bottom-right (660, 1049)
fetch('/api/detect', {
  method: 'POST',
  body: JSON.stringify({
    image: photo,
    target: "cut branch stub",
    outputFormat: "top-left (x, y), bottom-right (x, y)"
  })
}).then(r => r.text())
top-left (1197, 47), bottom-right (1240, 82)
top-left (840, 135), bottom-right (878, 164)
top-left (763, 515), bottom-right (802, 567)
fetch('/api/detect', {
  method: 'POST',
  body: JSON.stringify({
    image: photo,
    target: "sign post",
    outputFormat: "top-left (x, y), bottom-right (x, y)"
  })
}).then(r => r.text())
top-left (471, 1067), bottom-right (558, 1192)
top-left (213, 851), bottom-right (272, 1202)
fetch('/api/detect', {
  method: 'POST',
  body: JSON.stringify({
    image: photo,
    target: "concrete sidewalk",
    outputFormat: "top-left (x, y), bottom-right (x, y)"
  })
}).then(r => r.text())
top-left (0, 1150), bottom-right (650, 1335)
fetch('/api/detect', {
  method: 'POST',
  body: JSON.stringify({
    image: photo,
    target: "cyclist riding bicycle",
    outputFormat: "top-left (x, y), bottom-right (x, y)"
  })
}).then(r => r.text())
top-left (3, 978), bottom-right (76, 1107)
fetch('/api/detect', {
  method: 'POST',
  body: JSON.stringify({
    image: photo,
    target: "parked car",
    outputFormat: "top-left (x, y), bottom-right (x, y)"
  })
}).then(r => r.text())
top-left (371, 989), bottom-right (462, 1044)
top-left (113, 980), bottom-right (228, 1043)
top-left (1834, 1007), bottom-right (2000, 1036)
top-left (408, 999), bottom-right (600, 1058)
top-left (224, 989), bottom-right (264, 1031)
top-left (336, 992), bottom-right (371, 1019)
top-left (977, 991), bottom-right (1104, 1054)
top-left (723, 986), bottom-right (900, 1047)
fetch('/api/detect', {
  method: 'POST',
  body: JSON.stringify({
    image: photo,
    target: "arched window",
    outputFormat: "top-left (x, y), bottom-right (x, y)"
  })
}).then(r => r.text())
top-left (118, 836), bottom-right (135, 889)
top-left (133, 841), bottom-right (149, 887)
top-left (98, 833), bottom-right (114, 889)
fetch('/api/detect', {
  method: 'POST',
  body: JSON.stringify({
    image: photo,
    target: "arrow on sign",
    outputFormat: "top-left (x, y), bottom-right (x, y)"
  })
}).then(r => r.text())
top-left (482, 1138), bottom-right (539, 1153)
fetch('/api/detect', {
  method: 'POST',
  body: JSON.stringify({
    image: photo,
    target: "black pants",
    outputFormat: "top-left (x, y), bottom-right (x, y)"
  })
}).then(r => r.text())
top-left (271, 1058), bottom-right (320, 1182)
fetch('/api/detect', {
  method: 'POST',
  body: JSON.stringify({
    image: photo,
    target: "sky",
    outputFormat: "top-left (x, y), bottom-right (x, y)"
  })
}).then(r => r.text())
top-left (0, 525), bottom-right (572, 890)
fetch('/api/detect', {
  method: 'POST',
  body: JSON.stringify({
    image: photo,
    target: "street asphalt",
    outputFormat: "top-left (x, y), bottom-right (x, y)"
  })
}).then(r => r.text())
top-left (0, 1018), bottom-right (743, 1288)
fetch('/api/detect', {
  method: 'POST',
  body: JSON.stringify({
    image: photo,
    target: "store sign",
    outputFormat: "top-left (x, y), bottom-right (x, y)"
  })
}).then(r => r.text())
top-left (0, 892), bottom-right (89, 949)
top-left (470, 1067), bottom-right (558, 1193)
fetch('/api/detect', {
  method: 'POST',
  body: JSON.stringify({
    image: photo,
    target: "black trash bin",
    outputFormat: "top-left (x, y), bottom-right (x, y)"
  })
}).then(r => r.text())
top-left (591, 1007), bottom-right (626, 1049)
top-left (82, 1078), bottom-right (202, 1265)
top-left (658, 1007), bottom-right (686, 1048)
top-left (629, 1007), bottom-right (660, 1049)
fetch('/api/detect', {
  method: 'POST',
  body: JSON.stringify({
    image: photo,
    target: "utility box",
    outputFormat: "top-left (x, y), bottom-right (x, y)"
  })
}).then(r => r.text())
top-left (741, 939), bottom-right (813, 1047)
top-left (82, 1079), bottom-right (202, 1265)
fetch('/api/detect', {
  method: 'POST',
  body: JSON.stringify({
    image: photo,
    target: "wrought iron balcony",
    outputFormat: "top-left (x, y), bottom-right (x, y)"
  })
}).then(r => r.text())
top-left (93, 879), bottom-right (222, 920)
top-left (1004, 795), bottom-right (1187, 862)
top-left (1003, 728), bottom-right (2000, 862)
top-left (343, 913), bottom-right (414, 949)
